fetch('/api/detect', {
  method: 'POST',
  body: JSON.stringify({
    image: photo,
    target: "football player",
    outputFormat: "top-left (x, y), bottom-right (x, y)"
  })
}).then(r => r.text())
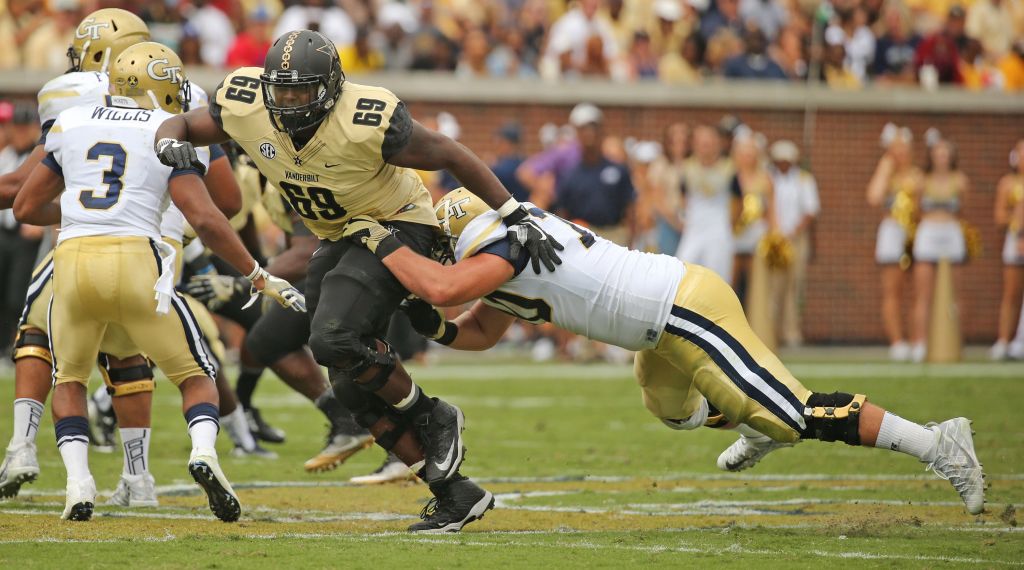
top-left (0, 9), bottom-right (250, 504)
top-left (153, 30), bottom-right (561, 531)
top-left (341, 188), bottom-right (986, 516)
top-left (13, 42), bottom-right (304, 521)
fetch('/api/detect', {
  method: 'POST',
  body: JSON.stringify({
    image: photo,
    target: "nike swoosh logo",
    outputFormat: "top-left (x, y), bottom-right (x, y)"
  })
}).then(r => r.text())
top-left (325, 163), bottom-right (340, 168)
top-left (434, 438), bottom-right (457, 472)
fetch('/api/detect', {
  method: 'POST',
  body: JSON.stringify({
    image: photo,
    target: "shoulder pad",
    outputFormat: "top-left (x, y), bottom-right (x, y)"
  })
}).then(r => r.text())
top-left (37, 72), bottom-right (109, 126)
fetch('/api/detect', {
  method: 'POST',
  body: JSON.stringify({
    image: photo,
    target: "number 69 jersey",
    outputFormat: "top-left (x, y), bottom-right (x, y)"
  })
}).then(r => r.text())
top-left (455, 207), bottom-right (685, 351)
top-left (210, 67), bottom-right (437, 241)
top-left (44, 97), bottom-right (210, 244)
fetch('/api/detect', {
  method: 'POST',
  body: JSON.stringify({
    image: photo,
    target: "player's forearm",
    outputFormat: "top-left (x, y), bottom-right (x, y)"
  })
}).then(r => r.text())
top-left (204, 157), bottom-right (242, 218)
top-left (14, 202), bottom-right (60, 226)
top-left (156, 109), bottom-right (229, 147)
top-left (447, 312), bottom-right (501, 351)
top-left (380, 247), bottom-right (464, 306)
top-left (189, 214), bottom-right (257, 277)
top-left (446, 146), bottom-right (514, 211)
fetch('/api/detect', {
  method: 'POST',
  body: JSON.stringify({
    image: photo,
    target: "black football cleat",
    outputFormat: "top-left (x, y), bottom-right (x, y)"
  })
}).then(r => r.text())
top-left (408, 475), bottom-right (494, 533)
top-left (415, 398), bottom-right (465, 484)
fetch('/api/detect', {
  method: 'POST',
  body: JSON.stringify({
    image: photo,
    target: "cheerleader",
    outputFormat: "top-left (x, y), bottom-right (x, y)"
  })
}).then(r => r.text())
top-left (993, 139), bottom-right (1024, 360)
top-left (731, 130), bottom-right (775, 299)
top-left (866, 124), bottom-right (923, 361)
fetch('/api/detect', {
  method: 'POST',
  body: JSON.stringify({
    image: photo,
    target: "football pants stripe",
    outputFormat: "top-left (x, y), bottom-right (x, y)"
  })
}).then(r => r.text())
top-left (19, 257), bottom-right (53, 328)
top-left (148, 240), bottom-right (217, 379)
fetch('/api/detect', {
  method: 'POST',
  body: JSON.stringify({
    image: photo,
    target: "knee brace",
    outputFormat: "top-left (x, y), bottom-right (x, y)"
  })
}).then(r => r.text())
top-left (312, 324), bottom-right (396, 391)
top-left (12, 329), bottom-right (52, 365)
top-left (800, 392), bottom-right (867, 446)
top-left (98, 355), bottom-right (155, 397)
top-left (330, 374), bottom-right (408, 450)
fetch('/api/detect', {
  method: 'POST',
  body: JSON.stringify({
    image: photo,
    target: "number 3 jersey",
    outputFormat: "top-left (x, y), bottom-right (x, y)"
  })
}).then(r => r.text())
top-left (454, 207), bottom-right (685, 350)
top-left (43, 97), bottom-right (211, 244)
top-left (210, 67), bottom-right (437, 241)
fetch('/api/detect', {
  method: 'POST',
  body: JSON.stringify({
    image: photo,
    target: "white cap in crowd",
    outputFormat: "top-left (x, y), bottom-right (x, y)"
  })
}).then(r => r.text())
top-left (569, 103), bottom-right (603, 127)
top-left (770, 140), bottom-right (800, 163)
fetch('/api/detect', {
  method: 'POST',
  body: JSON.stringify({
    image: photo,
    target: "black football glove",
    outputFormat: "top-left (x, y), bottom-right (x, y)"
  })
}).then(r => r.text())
top-left (503, 205), bottom-right (563, 274)
top-left (400, 298), bottom-right (457, 344)
top-left (155, 138), bottom-right (207, 176)
top-left (185, 275), bottom-right (248, 311)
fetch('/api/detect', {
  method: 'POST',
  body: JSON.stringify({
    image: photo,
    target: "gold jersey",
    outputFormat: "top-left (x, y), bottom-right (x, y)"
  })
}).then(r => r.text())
top-left (211, 68), bottom-right (437, 241)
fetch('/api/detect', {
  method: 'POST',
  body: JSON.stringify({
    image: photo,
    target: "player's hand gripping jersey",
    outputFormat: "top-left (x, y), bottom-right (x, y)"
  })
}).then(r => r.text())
top-left (209, 68), bottom-right (436, 240)
top-left (452, 205), bottom-right (684, 350)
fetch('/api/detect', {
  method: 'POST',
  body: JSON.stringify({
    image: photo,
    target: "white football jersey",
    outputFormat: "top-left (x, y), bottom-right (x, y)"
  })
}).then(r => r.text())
top-left (454, 206), bottom-right (685, 350)
top-left (45, 97), bottom-right (210, 244)
top-left (37, 71), bottom-right (110, 132)
top-left (159, 84), bottom-right (210, 242)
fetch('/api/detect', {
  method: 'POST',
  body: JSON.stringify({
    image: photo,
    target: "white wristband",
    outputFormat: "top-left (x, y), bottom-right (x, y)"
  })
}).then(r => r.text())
top-left (245, 261), bottom-right (262, 281)
top-left (496, 197), bottom-right (520, 219)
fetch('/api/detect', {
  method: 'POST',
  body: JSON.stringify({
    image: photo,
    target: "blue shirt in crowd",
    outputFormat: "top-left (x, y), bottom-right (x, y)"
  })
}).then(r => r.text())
top-left (555, 158), bottom-right (635, 227)
top-left (491, 154), bottom-right (529, 202)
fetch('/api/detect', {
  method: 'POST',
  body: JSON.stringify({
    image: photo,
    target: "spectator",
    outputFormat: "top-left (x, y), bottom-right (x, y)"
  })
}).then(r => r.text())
top-left (274, 0), bottom-right (355, 48)
top-left (723, 27), bottom-right (788, 79)
top-left (909, 135), bottom-right (969, 363)
top-left (647, 122), bottom-right (689, 254)
top-left (675, 124), bottom-right (738, 283)
top-left (226, 6), bottom-right (274, 68)
top-left (821, 27), bottom-right (863, 88)
top-left (739, 0), bottom-right (789, 41)
top-left (178, 23), bottom-right (204, 66)
top-left (872, 3), bottom-right (921, 84)
top-left (0, 103), bottom-right (42, 353)
top-left (957, 37), bottom-right (1005, 90)
top-left (649, 0), bottom-right (693, 56)
top-left (22, 0), bottom-right (81, 71)
top-left (732, 131), bottom-right (775, 299)
top-left (627, 31), bottom-right (660, 79)
top-left (700, 0), bottom-right (745, 41)
top-left (542, 0), bottom-right (620, 79)
top-left (340, 26), bottom-right (384, 74)
top-left (914, 5), bottom-right (966, 85)
top-left (456, 27), bottom-right (492, 78)
top-left (771, 26), bottom-right (808, 78)
top-left (187, 0), bottom-right (236, 67)
top-left (375, 1), bottom-right (418, 71)
top-left (966, 0), bottom-right (1016, 58)
top-left (0, 0), bottom-right (50, 70)
top-left (704, 28), bottom-right (744, 74)
top-left (490, 122), bottom-right (530, 203)
top-left (487, 27), bottom-right (537, 77)
top-left (554, 111), bottom-right (635, 246)
top-left (516, 103), bottom-right (592, 209)
top-left (826, 0), bottom-right (876, 82)
top-left (769, 139), bottom-right (819, 347)
top-left (659, 32), bottom-right (705, 83)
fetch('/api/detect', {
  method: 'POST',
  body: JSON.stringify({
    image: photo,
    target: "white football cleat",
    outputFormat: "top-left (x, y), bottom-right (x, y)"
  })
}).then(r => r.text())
top-left (717, 434), bottom-right (796, 472)
top-left (350, 453), bottom-right (417, 485)
top-left (889, 341), bottom-right (911, 362)
top-left (188, 448), bottom-right (241, 522)
top-left (106, 472), bottom-right (158, 507)
top-left (924, 417), bottom-right (985, 515)
top-left (0, 441), bottom-right (40, 499)
top-left (62, 476), bottom-right (97, 521)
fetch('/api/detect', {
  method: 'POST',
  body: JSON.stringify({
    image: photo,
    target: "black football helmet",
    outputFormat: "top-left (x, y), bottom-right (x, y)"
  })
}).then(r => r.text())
top-left (260, 30), bottom-right (344, 137)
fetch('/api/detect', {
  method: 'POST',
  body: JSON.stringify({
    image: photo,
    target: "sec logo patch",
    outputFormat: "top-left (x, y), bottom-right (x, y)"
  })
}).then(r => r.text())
top-left (260, 142), bottom-right (277, 159)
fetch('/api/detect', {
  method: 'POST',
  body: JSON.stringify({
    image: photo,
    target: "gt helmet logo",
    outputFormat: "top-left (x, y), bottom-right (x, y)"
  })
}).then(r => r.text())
top-left (146, 58), bottom-right (181, 84)
top-left (75, 18), bottom-right (110, 40)
top-left (260, 142), bottom-right (277, 159)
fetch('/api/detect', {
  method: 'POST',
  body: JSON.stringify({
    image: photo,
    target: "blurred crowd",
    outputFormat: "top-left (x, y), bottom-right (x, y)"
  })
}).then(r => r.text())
top-left (2, 0), bottom-right (1024, 90)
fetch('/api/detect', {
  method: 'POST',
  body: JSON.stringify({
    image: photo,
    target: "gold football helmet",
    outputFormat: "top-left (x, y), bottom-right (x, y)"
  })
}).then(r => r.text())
top-left (68, 8), bottom-right (150, 73)
top-left (433, 187), bottom-right (492, 262)
top-left (109, 42), bottom-right (191, 113)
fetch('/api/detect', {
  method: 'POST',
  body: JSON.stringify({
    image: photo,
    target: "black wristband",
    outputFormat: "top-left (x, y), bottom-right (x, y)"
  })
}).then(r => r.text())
top-left (375, 234), bottom-right (404, 259)
top-left (435, 321), bottom-right (459, 345)
top-left (502, 204), bottom-right (528, 225)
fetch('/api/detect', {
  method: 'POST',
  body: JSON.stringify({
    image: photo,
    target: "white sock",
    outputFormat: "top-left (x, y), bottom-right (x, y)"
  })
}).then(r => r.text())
top-left (12, 398), bottom-right (44, 445)
top-left (58, 439), bottom-right (91, 481)
top-left (119, 428), bottom-right (150, 476)
top-left (875, 412), bottom-right (938, 461)
top-left (92, 387), bottom-right (112, 413)
top-left (222, 408), bottom-right (256, 451)
top-left (188, 420), bottom-right (219, 452)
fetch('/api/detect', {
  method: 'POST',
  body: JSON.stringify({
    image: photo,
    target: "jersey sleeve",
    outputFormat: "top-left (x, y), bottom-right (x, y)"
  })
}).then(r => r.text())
top-left (381, 101), bottom-right (413, 161)
top-left (209, 67), bottom-right (266, 139)
top-left (453, 210), bottom-right (507, 261)
top-left (37, 72), bottom-right (107, 145)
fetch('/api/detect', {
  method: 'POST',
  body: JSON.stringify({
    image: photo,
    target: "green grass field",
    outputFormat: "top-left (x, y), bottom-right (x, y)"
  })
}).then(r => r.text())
top-left (0, 358), bottom-right (1022, 568)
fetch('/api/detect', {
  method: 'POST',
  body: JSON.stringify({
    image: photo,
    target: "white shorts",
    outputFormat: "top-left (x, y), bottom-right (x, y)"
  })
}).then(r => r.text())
top-left (1003, 231), bottom-right (1024, 266)
top-left (734, 219), bottom-right (767, 255)
top-left (875, 217), bottom-right (907, 264)
top-left (912, 219), bottom-right (965, 263)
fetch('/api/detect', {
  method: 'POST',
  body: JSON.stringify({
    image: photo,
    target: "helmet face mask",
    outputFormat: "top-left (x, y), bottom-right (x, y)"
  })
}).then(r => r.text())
top-left (260, 30), bottom-right (344, 138)
top-left (67, 8), bottom-right (150, 73)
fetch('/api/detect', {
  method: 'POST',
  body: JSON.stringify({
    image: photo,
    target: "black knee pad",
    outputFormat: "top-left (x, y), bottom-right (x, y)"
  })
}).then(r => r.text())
top-left (97, 354), bottom-right (155, 397)
top-left (12, 329), bottom-right (51, 364)
top-left (799, 392), bottom-right (866, 446)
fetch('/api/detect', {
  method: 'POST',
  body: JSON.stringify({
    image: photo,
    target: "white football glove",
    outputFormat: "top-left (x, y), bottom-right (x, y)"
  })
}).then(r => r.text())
top-left (242, 265), bottom-right (306, 312)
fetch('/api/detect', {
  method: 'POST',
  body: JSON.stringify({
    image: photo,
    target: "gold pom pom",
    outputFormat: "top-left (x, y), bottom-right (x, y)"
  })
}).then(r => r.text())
top-left (961, 221), bottom-right (982, 260)
top-left (757, 231), bottom-right (793, 269)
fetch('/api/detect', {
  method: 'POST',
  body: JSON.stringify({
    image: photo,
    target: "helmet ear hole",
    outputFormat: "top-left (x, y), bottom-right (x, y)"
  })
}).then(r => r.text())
top-left (93, 51), bottom-right (103, 63)
top-left (165, 94), bottom-right (173, 106)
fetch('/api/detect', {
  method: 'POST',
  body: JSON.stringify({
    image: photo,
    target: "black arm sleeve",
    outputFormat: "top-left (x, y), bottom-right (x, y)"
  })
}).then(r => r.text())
top-left (209, 80), bottom-right (226, 130)
top-left (381, 101), bottom-right (414, 161)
